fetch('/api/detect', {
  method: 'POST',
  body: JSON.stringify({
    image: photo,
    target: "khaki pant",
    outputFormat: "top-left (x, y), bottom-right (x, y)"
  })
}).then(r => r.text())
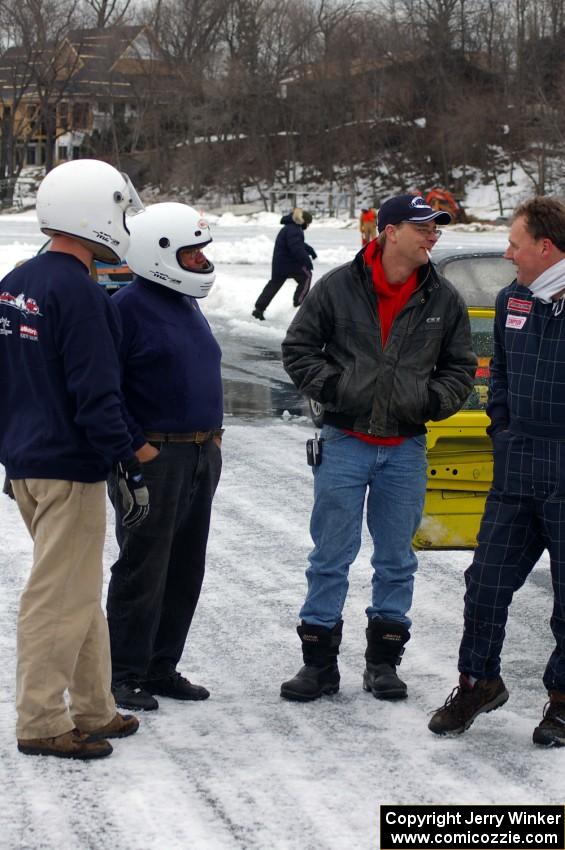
top-left (12, 479), bottom-right (116, 739)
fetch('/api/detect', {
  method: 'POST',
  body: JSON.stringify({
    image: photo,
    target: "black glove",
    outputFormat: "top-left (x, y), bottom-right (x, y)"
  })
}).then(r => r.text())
top-left (2, 474), bottom-right (15, 500)
top-left (117, 458), bottom-right (150, 528)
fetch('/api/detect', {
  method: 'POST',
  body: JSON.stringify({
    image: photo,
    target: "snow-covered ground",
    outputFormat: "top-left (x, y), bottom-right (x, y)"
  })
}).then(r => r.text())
top-left (0, 211), bottom-right (562, 850)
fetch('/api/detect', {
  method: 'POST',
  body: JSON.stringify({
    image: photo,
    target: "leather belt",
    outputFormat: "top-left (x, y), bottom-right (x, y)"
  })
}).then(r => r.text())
top-left (145, 429), bottom-right (224, 444)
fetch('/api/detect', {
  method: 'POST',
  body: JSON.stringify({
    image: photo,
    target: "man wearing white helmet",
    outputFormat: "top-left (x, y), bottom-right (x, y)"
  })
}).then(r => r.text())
top-left (0, 159), bottom-right (149, 758)
top-left (106, 202), bottom-right (223, 712)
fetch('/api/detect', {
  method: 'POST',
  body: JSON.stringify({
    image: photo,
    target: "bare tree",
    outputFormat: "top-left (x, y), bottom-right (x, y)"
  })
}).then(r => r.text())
top-left (81, 0), bottom-right (134, 27)
top-left (0, 0), bottom-right (84, 190)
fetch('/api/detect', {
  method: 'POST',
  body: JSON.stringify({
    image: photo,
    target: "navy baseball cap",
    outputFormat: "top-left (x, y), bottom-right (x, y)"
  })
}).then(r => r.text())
top-left (377, 194), bottom-right (452, 233)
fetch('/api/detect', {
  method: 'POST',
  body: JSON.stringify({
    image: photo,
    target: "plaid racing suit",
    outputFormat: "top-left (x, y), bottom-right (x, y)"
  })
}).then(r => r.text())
top-left (460, 281), bottom-right (565, 691)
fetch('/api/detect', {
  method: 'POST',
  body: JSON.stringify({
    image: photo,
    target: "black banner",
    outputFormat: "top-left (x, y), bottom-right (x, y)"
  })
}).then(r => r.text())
top-left (380, 805), bottom-right (565, 850)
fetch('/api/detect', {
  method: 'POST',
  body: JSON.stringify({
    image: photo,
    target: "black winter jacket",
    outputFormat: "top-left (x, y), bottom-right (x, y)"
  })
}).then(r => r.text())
top-left (272, 214), bottom-right (316, 279)
top-left (282, 249), bottom-right (477, 437)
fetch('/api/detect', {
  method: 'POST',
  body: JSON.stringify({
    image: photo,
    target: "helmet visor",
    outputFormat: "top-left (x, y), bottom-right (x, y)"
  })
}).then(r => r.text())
top-left (177, 244), bottom-right (214, 274)
top-left (117, 173), bottom-right (144, 236)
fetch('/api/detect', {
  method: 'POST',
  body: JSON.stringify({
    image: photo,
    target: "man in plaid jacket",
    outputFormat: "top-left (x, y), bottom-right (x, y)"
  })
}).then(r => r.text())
top-left (429, 196), bottom-right (565, 747)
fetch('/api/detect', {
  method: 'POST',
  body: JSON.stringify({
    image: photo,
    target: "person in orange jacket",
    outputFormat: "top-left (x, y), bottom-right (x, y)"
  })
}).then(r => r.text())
top-left (359, 204), bottom-right (377, 246)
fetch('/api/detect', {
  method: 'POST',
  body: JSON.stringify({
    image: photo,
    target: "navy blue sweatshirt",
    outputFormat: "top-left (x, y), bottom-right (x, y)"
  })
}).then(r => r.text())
top-left (0, 252), bottom-right (134, 481)
top-left (112, 278), bottom-right (223, 449)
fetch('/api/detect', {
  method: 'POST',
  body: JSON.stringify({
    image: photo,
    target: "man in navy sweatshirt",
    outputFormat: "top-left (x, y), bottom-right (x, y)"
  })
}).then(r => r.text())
top-left (0, 159), bottom-right (149, 759)
top-left (106, 202), bottom-right (223, 712)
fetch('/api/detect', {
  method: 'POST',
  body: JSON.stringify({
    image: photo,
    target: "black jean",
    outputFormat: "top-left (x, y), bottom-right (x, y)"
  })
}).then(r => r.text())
top-left (255, 269), bottom-right (311, 312)
top-left (107, 440), bottom-right (222, 684)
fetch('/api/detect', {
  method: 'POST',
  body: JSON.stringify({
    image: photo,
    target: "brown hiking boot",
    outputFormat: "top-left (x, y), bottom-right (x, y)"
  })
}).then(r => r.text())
top-left (533, 691), bottom-right (565, 747)
top-left (81, 712), bottom-right (139, 742)
top-left (17, 728), bottom-right (113, 759)
top-left (428, 674), bottom-right (509, 736)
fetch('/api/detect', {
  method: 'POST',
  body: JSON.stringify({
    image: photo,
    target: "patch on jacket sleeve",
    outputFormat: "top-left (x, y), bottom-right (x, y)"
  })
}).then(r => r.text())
top-left (505, 314), bottom-right (527, 329)
top-left (507, 297), bottom-right (532, 314)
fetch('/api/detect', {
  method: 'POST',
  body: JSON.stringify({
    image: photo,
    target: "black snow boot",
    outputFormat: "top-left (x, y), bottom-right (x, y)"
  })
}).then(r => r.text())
top-left (363, 619), bottom-right (410, 700)
top-left (280, 621), bottom-right (342, 702)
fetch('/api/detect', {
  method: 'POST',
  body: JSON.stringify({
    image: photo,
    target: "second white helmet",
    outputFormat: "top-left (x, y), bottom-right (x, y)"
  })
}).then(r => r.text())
top-left (36, 159), bottom-right (144, 263)
top-left (126, 202), bottom-right (215, 297)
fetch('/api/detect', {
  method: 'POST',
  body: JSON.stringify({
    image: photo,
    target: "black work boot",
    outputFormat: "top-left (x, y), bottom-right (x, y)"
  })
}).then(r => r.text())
top-left (280, 621), bottom-right (342, 702)
top-left (363, 619), bottom-right (410, 700)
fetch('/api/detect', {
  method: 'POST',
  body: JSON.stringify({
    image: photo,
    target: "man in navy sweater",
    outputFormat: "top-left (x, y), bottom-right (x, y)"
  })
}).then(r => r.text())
top-left (0, 159), bottom-right (149, 759)
top-left (429, 196), bottom-right (565, 747)
top-left (106, 202), bottom-right (223, 711)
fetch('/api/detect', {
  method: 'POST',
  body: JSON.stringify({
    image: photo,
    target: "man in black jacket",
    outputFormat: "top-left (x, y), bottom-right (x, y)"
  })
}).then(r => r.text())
top-left (280, 194), bottom-right (476, 703)
top-left (252, 208), bottom-right (316, 320)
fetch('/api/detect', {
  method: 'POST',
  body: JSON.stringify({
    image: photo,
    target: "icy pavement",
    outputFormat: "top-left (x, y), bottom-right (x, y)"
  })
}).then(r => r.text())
top-left (0, 212), bottom-right (562, 850)
top-left (0, 419), bottom-right (562, 850)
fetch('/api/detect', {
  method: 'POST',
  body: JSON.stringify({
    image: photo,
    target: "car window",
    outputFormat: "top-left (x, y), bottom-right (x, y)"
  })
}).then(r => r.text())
top-left (462, 314), bottom-right (494, 411)
top-left (439, 255), bottom-right (514, 307)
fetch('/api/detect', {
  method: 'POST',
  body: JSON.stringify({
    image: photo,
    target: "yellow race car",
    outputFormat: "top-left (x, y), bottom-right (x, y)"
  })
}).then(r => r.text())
top-left (308, 248), bottom-right (514, 549)
top-left (416, 249), bottom-right (512, 549)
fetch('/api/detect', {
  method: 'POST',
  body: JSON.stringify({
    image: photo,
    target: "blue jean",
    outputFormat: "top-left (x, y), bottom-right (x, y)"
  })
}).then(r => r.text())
top-left (299, 425), bottom-right (428, 629)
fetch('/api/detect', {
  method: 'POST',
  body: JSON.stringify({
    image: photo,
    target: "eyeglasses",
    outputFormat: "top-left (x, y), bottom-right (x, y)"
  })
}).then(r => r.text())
top-left (403, 222), bottom-right (443, 239)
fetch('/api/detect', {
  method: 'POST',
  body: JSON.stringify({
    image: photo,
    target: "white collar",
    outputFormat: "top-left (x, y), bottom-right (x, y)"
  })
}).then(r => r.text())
top-left (528, 258), bottom-right (565, 303)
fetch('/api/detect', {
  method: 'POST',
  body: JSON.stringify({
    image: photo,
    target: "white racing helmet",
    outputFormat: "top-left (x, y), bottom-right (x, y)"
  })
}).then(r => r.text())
top-left (36, 159), bottom-right (144, 263)
top-left (126, 202), bottom-right (215, 297)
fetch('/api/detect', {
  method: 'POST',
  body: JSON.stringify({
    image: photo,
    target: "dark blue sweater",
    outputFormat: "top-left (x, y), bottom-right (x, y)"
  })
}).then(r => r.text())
top-left (0, 252), bottom-right (134, 481)
top-left (112, 278), bottom-right (223, 448)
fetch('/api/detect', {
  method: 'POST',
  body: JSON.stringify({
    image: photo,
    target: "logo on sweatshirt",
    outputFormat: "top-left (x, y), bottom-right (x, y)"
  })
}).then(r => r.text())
top-left (0, 291), bottom-right (42, 316)
top-left (20, 324), bottom-right (38, 341)
top-left (0, 316), bottom-right (12, 336)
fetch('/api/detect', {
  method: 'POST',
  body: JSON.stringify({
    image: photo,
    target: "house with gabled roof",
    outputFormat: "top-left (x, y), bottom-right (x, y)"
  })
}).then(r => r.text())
top-left (0, 24), bottom-right (180, 172)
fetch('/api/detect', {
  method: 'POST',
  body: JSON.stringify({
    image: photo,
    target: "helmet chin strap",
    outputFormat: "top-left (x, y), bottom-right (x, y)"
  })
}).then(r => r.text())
top-left (79, 238), bottom-right (121, 264)
top-left (43, 229), bottom-right (121, 263)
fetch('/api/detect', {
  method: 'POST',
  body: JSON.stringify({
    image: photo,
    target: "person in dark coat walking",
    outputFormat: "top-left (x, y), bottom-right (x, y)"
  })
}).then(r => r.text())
top-left (252, 208), bottom-right (316, 320)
